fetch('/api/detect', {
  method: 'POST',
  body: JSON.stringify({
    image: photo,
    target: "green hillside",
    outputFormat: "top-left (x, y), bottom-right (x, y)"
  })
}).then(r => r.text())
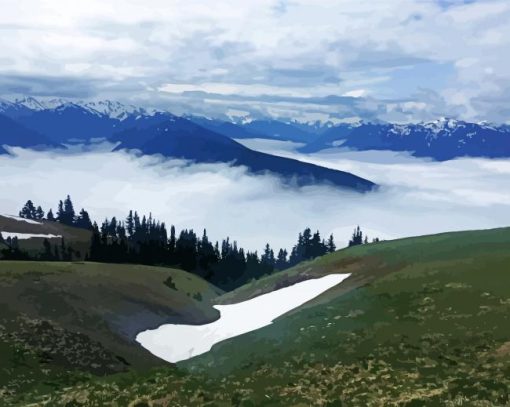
top-left (185, 227), bottom-right (510, 405)
top-left (0, 215), bottom-right (91, 259)
top-left (0, 261), bottom-right (222, 404)
top-left (2, 227), bottom-right (510, 406)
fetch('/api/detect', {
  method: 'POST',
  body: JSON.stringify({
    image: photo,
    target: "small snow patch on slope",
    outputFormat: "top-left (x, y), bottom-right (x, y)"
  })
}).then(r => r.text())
top-left (3, 215), bottom-right (42, 225)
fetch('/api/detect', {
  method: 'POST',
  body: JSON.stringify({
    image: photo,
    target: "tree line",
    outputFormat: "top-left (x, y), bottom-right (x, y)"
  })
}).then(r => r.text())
top-left (87, 209), bottom-right (338, 289)
top-left (5, 196), bottom-right (378, 290)
top-left (18, 196), bottom-right (93, 229)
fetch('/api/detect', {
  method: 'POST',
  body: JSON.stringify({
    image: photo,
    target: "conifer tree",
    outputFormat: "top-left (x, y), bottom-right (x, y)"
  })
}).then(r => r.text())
top-left (56, 200), bottom-right (65, 223)
top-left (349, 226), bottom-right (363, 247)
top-left (275, 248), bottom-right (288, 270)
top-left (35, 206), bottom-right (45, 220)
top-left (19, 200), bottom-right (37, 219)
top-left (46, 208), bottom-right (55, 221)
top-left (75, 209), bottom-right (93, 230)
top-left (327, 234), bottom-right (336, 253)
top-left (63, 195), bottom-right (76, 225)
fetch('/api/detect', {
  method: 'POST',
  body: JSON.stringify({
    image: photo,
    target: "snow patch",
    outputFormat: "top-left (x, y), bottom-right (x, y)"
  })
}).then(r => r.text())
top-left (2, 215), bottom-right (42, 225)
top-left (0, 232), bottom-right (61, 240)
top-left (136, 273), bottom-right (350, 363)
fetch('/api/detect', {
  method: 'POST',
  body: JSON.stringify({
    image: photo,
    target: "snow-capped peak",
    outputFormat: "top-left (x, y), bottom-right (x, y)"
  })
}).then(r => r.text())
top-left (14, 96), bottom-right (48, 111)
top-left (82, 100), bottom-right (156, 121)
top-left (0, 96), bottom-right (162, 121)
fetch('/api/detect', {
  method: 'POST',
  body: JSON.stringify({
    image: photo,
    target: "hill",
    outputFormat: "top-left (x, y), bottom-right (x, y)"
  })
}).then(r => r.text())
top-left (0, 214), bottom-right (91, 259)
top-left (184, 227), bottom-right (510, 405)
top-left (112, 119), bottom-right (376, 191)
top-left (0, 261), bottom-right (222, 403)
top-left (7, 227), bottom-right (510, 406)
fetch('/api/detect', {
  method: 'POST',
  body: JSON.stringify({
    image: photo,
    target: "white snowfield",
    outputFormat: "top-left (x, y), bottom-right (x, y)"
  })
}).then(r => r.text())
top-left (2, 215), bottom-right (42, 225)
top-left (0, 232), bottom-right (61, 240)
top-left (136, 273), bottom-right (350, 363)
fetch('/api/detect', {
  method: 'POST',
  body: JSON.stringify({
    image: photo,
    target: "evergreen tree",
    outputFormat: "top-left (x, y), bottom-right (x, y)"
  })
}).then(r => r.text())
top-left (327, 234), bottom-right (336, 253)
top-left (19, 200), bottom-right (37, 219)
top-left (89, 222), bottom-right (102, 261)
top-left (63, 195), bottom-right (76, 225)
top-left (35, 206), bottom-right (45, 220)
top-left (349, 226), bottom-right (364, 247)
top-left (275, 248), bottom-right (288, 270)
top-left (261, 243), bottom-right (275, 267)
top-left (46, 209), bottom-right (55, 221)
top-left (126, 210), bottom-right (134, 237)
top-left (56, 200), bottom-right (65, 223)
top-left (75, 209), bottom-right (93, 230)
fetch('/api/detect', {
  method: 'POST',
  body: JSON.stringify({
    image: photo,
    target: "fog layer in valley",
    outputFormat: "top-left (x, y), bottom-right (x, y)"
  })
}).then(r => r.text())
top-left (1, 143), bottom-right (509, 252)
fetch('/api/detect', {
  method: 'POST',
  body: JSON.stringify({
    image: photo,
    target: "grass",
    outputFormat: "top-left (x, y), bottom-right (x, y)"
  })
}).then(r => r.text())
top-left (0, 261), bottom-right (222, 404)
top-left (2, 227), bottom-right (510, 405)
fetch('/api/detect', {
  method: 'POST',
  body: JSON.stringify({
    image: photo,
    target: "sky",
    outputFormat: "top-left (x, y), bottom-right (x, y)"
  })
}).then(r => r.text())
top-left (0, 0), bottom-right (509, 123)
top-left (1, 143), bottom-right (509, 252)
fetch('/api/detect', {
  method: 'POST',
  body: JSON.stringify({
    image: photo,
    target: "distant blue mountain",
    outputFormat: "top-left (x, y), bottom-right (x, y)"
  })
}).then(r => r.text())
top-left (0, 99), bottom-right (174, 144)
top-left (111, 118), bottom-right (376, 192)
top-left (189, 117), bottom-right (320, 143)
top-left (3, 97), bottom-right (509, 161)
top-left (15, 103), bottom-right (120, 143)
top-left (299, 119), bottom-right (510, 160)
top-left (0, 113), bottom-right (63, 152)
top-left (241, 120), bottom-right (318, 143)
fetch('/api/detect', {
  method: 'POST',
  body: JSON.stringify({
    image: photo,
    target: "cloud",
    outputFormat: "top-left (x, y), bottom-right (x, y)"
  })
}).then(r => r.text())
top-left (1, 0), bottom-right (510, 122)
top-left (0, 144), bottom-right (509, 252)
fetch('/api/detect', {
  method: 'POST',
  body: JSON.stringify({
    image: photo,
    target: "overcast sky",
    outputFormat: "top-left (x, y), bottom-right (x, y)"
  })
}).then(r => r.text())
top-left (1, 0), bottom-right (509, 123)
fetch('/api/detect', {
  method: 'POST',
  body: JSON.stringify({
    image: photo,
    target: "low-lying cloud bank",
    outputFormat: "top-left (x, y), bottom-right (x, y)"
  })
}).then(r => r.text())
top-left (1, 143), bottom-right (509, 252)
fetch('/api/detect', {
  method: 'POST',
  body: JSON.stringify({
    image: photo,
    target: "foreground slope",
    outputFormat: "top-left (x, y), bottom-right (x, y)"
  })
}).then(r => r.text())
top-left (16, 227), bottom-right (510, 406)
top-left (185, 227), bottom-right (510, 405)
top-left (0, 261), bottom-right (222, 403)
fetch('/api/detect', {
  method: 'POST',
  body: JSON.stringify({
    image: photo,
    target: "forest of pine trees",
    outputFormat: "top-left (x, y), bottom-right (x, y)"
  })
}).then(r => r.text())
top-left (5, 196), bottom-right (379, 290)
top-left (86, 211), bottom-right (338, 289)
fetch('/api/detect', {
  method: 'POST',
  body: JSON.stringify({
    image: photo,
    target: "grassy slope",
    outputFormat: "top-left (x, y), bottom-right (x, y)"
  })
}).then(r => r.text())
top-left (0, 215), bottom-right (92, 258)
top-left (4, 227), bottom-right (510, 406)
top-left (183, 228), bottom-right (510, 405)
top-left (0, 261), bottom-right (222, 404)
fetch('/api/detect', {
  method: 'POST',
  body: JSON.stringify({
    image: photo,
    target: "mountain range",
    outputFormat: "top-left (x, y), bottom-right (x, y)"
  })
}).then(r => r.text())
top-left (300, 118), bottom-right (510, 160)
top-left (0, 98), bottom-right (375, 192)
top-left (1, 96), bottom-right (509, 167)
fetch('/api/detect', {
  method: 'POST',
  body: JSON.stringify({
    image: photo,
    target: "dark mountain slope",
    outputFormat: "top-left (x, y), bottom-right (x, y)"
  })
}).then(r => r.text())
top-left (112, 118), bottom-right (376, 191)
top-left (15, 104), bottom-right (120, 143)
top-left (0, 113), bottom-right (62, 150)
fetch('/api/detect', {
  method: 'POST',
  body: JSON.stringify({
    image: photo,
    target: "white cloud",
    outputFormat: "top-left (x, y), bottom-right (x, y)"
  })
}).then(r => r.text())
top-left (1, 0), bottom-right (510, 121)
top-left (342, 89), bottom-right (367, 98)
top-left (0, 145), bottom-right (509, 252)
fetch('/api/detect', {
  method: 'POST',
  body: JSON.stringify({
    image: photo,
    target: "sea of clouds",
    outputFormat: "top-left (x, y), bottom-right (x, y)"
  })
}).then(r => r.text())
top-left (1, 141), bottom-right (509, 253)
